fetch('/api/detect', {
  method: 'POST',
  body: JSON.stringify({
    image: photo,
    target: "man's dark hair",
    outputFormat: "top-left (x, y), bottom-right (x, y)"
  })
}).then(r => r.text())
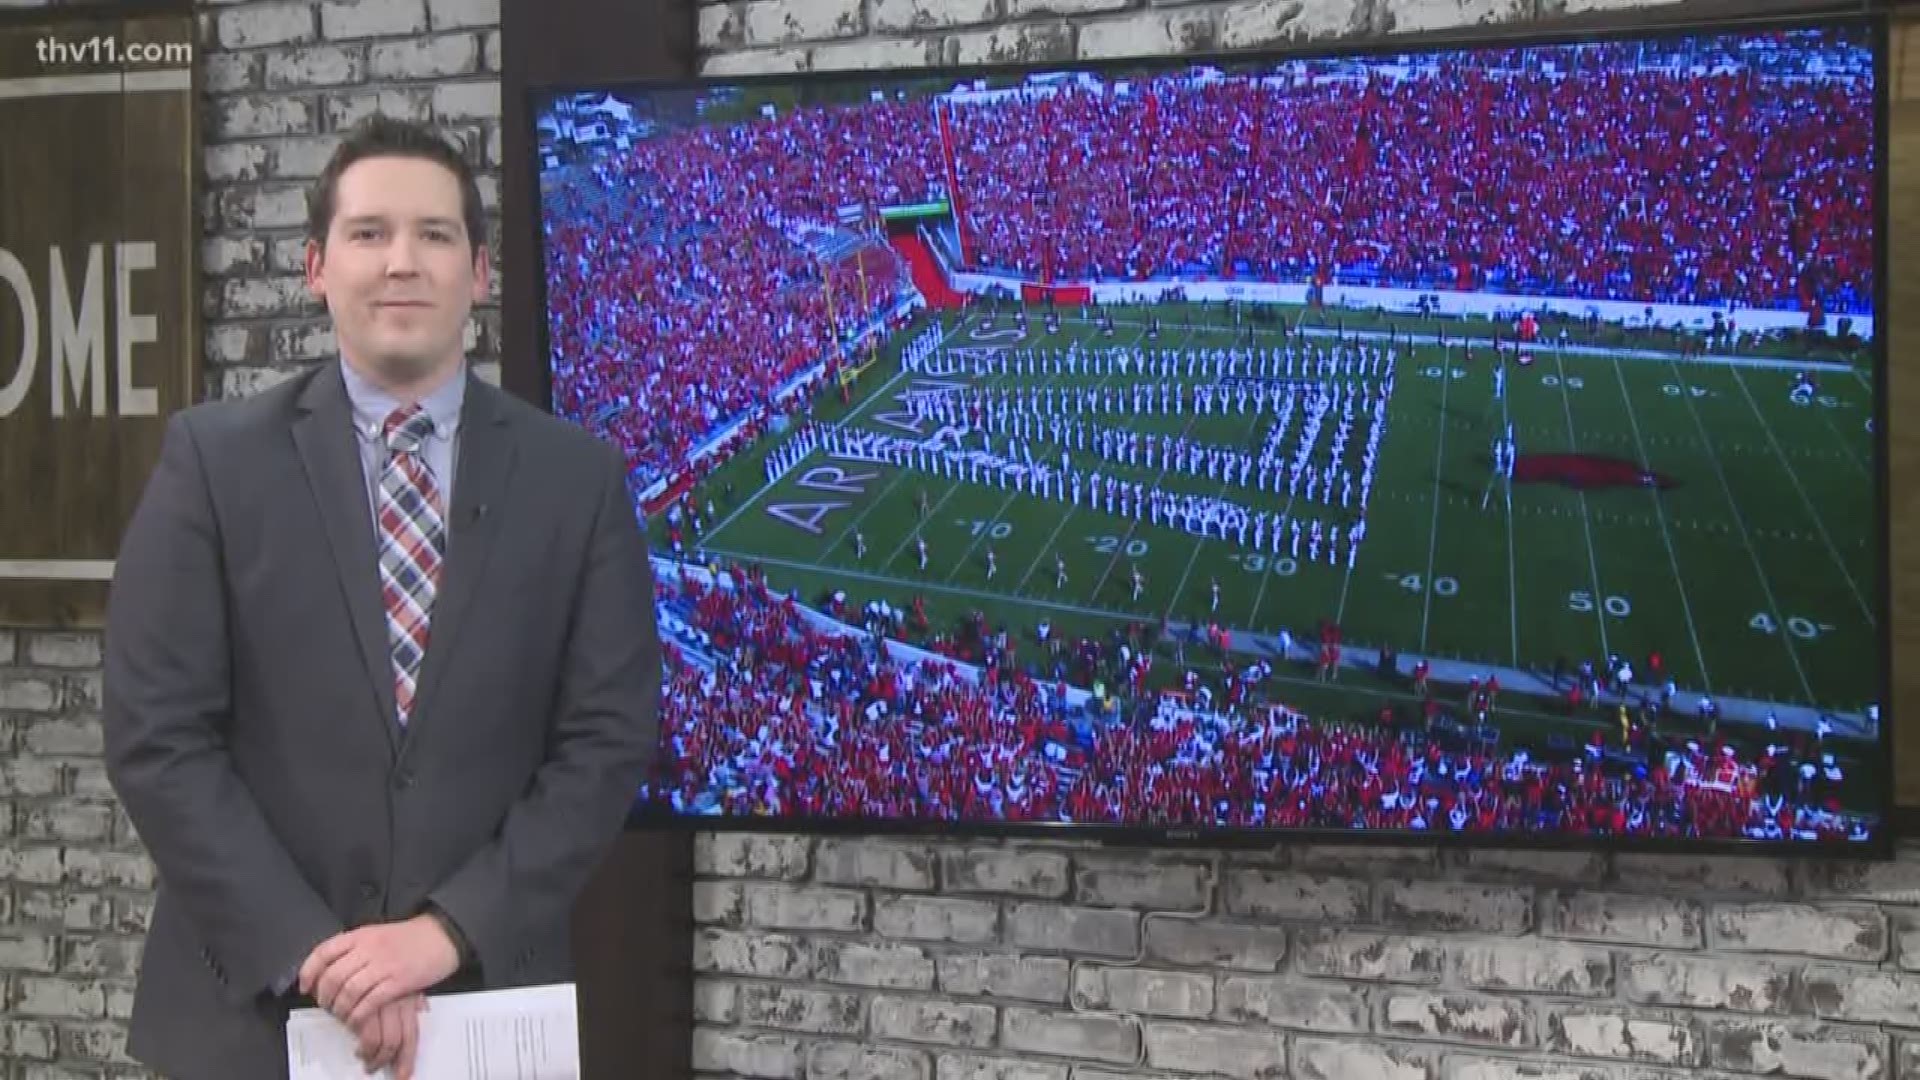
top-left (307, 114), bottom-right (486, 254)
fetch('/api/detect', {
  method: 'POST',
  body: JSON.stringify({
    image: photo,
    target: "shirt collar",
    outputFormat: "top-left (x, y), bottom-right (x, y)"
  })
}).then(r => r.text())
top-left (340, 355), bottom-right (467, 443)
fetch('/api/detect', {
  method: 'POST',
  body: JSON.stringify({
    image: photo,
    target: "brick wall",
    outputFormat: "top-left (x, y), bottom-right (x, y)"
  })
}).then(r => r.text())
top-left (689, 835), bottom-right (1920, 1080)
top-left (1, 0), bottom-right (1916, 1078)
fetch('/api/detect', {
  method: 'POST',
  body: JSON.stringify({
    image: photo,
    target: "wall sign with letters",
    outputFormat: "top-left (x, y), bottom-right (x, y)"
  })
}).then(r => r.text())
top-left (0, 8), bottom-right (199, 626)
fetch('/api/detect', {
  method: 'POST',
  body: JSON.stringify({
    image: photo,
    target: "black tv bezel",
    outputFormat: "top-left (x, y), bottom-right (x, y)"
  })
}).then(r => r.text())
top-left (522, 9), bottom-right (1897, 859)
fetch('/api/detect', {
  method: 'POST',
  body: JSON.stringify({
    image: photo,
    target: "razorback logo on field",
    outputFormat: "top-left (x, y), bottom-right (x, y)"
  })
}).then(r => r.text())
top-left (1512, 453), bottom-right (1677, 490)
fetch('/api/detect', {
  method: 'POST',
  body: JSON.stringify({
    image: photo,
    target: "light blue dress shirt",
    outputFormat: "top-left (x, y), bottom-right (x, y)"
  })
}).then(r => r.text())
top-left (339, 356), bottom-right (466, 530)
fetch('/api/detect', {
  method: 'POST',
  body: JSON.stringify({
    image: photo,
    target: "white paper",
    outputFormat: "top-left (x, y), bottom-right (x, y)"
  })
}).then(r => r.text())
top-left (286, 982), bottom-right (579, 1080)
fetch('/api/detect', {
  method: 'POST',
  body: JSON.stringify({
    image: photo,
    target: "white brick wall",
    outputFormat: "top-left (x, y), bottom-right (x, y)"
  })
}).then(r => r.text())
top-left (214, 1), bottom-right (316, 48)
top-left (320, 0), bottom-right (430, 40)
top-left (681, 836), bottom-right (1920, 1080)
top-left (2, 0), bottom-right (1916, 1079)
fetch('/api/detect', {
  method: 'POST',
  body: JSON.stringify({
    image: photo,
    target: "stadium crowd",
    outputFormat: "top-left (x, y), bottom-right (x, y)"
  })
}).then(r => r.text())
top-left (943, 64), bottom-right (1871, 312)
top-left (643, 568), bottom-right (1872, 843)
top-left (542, 97), bottom-right (938, 491)
top-left (544, 38), bottom-right (1870, 493)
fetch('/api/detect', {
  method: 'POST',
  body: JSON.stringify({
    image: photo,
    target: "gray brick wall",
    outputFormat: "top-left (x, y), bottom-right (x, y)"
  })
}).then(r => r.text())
top-left (195, 0), bottom-right (503, 399)
top-left (691, 837), bottom-right (1920, 1080)
top-left (1, 0), bottom-right (1915, 1078)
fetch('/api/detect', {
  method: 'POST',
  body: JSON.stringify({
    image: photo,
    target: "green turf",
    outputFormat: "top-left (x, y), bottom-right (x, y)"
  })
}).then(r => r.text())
top-left (1279, 298), bottom-right (1868, 366)
top-left (662, 302), bottom-right (1877, 725)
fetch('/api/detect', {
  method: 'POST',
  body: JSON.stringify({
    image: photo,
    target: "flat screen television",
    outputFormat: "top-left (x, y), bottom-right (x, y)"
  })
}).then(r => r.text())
top-left (527, 14), bottom-right (1890, 854)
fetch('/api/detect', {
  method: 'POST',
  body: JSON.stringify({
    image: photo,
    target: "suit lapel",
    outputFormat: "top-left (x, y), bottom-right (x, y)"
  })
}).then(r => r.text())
top-left (401, 374), bottom-right (517, 754)
top-left (290, 363), bottom-right (401, 754)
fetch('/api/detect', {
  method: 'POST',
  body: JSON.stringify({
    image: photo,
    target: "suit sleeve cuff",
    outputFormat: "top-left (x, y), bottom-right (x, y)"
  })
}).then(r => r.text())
top-left (424, 902), bottom-right (478, 973)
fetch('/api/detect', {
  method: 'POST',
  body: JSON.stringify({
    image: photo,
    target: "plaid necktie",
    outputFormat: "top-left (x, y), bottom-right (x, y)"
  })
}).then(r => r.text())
top-left (376, 404), bottom-right (445, 728)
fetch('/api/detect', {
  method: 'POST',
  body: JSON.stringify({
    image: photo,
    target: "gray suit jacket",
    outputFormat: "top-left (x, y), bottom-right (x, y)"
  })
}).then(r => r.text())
top-left (102, 360), bottom-right (661, 1079)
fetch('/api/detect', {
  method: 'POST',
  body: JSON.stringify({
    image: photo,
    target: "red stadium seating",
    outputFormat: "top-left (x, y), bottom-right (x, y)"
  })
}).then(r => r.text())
top-left (546, 43), bottom-right (1871, 497)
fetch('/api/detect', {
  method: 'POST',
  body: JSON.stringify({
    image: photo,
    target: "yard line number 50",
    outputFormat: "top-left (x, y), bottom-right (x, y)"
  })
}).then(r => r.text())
top-left (1569, 590), bottom-right (1632, 617)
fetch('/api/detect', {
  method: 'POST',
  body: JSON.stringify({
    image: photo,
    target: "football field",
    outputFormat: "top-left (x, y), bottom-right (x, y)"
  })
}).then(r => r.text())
top-left (670, 303), bottom-right (1877, 730)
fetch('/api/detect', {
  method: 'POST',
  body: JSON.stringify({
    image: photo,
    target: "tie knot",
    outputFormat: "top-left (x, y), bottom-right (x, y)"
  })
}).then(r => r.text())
top-left (383, 405), bottom-right (435, 453)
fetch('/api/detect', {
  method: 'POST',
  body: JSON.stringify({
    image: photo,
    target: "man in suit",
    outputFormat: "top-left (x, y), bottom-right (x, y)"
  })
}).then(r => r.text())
top-left (103, 114), bottom-right (661, 1079)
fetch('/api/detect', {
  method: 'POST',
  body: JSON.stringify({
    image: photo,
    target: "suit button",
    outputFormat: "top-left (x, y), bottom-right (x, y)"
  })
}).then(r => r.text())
top-left (360, 882), bottom-right (378, 900)
top-left (394, 769), bottom-right (414, 790)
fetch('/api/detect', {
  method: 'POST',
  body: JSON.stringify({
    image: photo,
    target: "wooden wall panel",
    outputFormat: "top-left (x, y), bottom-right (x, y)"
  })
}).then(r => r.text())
top-left (0, 7), bottom-right (199, 627)
top-left (1888, 17), bottom-right (1918, 810)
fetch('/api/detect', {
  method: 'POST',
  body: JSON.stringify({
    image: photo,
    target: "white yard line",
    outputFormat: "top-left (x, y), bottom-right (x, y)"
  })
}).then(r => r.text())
top-left (1310, 339), bottom-right (1391, 629)
top-left (1258, 469), bottom-right (1304, 626)
top-left (931, 332), bottom-right (1026, 584)
top-left (852, 311), bottom-right (1047, 572)
top-left (712, 315), bottom-right (963, 549)
top-left (1014, 508), bottom-right (1080, 595)
top-left (1812, 404), bottom-right (1873, 479)
top-left (1418, 347), bottom-right (1451, 652)
top-left (809, 322), bottom-right (975, 560)
top-left (883, 484), bottom-right (962, 572)
top-left (1057, 313), bottom-right (1858, 372)
top-left (1154, 336), bottom-right (1282, 623)
top-left (1608, 353), bottom-right (1713, 694)
top-left (699, 543), bottom-right (1848, 736)
top-left (1727, 365), bottom-right (1875, 628)
top-left (1075, 325), bottom-right (1188, 603)
top-left (705, 473), bottom-right (779, 547)
top-left (946, 484), bottom-right (1022, 584)
top-left (1158, 466), bottom-right (1227, 624)
top-left (1552, 346), bottom-right (1611, 660)
top-left (1090, 407), bottom-right (1190, 599)
top-left (821, 461), bottom-right (918, 564)
top-left (1667, 357), bottom-right (1816, 704)
top-left (709, 547), bottom-right (1138, 625)
top-left (1499, 381), bottom-right (1519, 668)
top-left (1005, 321), bottom-right (1147, 594)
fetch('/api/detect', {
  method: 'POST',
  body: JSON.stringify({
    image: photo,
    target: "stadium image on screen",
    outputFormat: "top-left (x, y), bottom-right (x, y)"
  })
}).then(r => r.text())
top-left (533, 21), bottom-right (1884, 847)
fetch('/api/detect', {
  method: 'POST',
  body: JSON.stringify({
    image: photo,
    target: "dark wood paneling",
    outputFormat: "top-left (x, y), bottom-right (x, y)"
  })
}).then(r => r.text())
top-left (0, 6), bottom-right (199, 627)
top-left (570, 830), bottom-right (696, 1080)
top-left (498, 0), bottom-right (696, 1076)
top-left (1889, 16), bottom-right (1919, 811)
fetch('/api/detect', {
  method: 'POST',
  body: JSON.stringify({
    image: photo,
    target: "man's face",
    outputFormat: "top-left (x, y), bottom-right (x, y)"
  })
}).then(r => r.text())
top-left (305, 155), bottom-right (489, 393)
